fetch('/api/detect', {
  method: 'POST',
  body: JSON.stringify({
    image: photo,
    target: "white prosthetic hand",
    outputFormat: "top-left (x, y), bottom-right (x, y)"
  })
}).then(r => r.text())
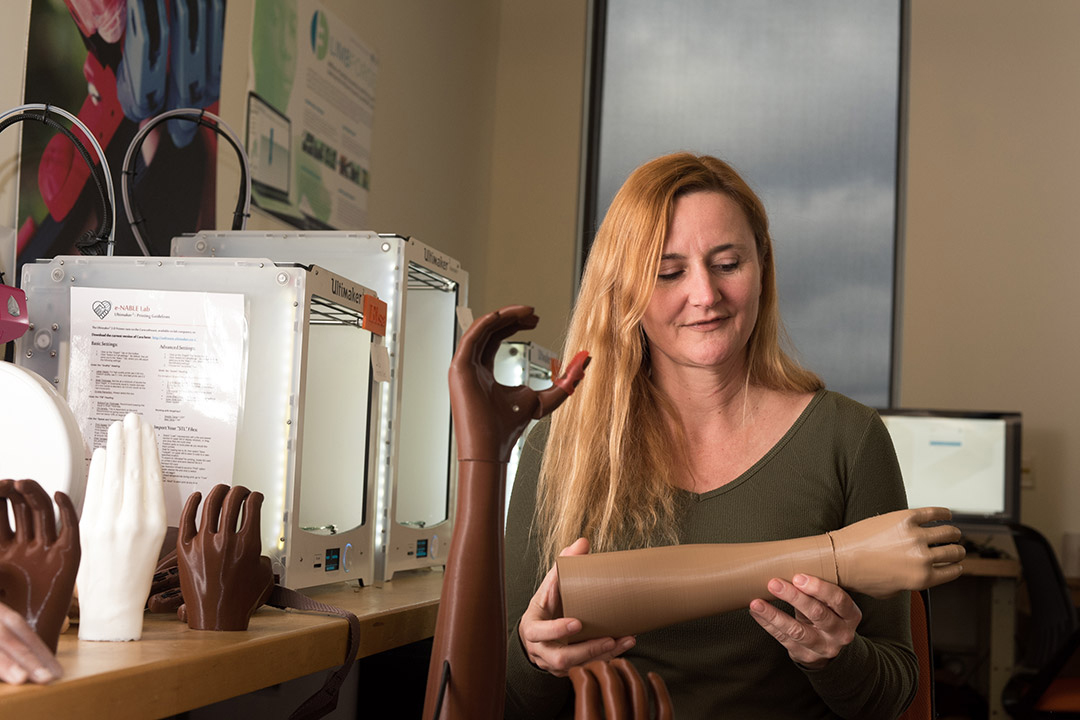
top-left (76, 414), bottom-right (167, 641)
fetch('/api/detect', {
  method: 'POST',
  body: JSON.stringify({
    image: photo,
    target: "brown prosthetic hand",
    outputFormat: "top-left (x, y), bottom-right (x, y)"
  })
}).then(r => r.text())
top-left (558, 506), bottom-right (965, 641)
top-left (570, 659), bottom-right (675, 720)
top-left (176, 485), bottom-right (273, 631)
top-left (422, 305), bottom-right (589, 720)
top-left (0, 479), bottom-right (80, 654)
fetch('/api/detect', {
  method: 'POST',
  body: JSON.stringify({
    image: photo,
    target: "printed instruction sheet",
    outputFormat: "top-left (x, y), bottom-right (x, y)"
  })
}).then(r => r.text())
top-left (67, 287), bottom-right (245, 524)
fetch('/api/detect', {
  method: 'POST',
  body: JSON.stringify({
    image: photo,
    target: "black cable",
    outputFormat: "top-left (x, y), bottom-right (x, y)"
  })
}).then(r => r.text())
top-left (0, 109), bottom-right (113, 254)
top-left (124, 112), bottom-right (249, 249)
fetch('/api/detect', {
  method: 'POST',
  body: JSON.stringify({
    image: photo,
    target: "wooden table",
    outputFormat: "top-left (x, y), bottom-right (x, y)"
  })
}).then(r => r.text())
top-left (0, 569), bottom-right (443, 720)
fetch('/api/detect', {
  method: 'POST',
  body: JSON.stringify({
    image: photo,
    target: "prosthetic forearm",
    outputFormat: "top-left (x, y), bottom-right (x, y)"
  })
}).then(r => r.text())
top-left (557, 507), bottom-right (965, 641)
top-left (421, 306), bottom-right (588, 720)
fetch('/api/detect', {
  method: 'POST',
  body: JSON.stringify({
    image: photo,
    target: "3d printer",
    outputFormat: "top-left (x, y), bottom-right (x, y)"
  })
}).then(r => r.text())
top-left (171, 232), bottom-right (468, 581)
top-left (17, 256), bottom-right (386, 590)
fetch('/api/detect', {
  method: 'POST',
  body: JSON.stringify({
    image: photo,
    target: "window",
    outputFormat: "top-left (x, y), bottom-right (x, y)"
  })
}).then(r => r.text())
top-left (583, 0), bottom-right (904, 407)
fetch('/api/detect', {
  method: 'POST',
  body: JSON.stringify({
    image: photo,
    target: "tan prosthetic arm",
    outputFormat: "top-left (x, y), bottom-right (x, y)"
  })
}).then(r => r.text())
top-left (557, 506), bottom-right (965, 641)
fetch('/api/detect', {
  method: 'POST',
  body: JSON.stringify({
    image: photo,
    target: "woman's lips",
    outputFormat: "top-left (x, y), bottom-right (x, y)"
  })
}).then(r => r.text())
top-left (683, 317), bottom-right (726, 330)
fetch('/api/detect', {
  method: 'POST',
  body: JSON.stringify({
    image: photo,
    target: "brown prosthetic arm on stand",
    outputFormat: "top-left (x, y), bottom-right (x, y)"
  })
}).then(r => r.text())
top-left (557, 506), bottom-right (966, 641)
top-left (421, 305), bottom-right (589, 720)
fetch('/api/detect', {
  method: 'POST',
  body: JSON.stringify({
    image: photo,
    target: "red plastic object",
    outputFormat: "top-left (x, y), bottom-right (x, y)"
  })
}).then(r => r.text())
top-left (37, 53), bottom-right (123, 221)
top-left (0, 284), bottom-right (29, 344)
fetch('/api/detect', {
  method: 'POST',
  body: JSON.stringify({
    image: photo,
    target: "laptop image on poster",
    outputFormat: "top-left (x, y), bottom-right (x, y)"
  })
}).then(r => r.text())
top-left (246, 92), bottom-right (295, 209)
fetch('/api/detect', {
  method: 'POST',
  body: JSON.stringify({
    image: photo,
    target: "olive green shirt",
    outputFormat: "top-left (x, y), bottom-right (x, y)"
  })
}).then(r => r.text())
top-left (504, 390), bottom-right (916, 719)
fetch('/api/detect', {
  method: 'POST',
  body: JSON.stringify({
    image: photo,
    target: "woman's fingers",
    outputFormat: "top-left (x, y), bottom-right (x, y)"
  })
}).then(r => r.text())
top-left (0, 603), bottom-right (61, 684)
top-left (750, 575), bottom-right (861, 668)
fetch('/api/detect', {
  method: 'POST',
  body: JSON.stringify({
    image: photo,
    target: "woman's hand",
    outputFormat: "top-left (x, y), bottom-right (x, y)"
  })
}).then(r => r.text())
top-left (519, 538), bottom-right (637, 677)
top-left (0, 601), bottom-right (62, 684)
top-left (748, 573), bottom-right (862, 669)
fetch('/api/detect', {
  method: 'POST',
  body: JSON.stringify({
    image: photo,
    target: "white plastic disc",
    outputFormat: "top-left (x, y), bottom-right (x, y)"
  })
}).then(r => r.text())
top-left (0, 362), bottom-right (86, 513)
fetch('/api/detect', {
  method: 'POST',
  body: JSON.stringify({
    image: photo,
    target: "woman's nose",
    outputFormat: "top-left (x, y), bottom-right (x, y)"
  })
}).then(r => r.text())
top-left (687, 267), bottom-right (720, 307)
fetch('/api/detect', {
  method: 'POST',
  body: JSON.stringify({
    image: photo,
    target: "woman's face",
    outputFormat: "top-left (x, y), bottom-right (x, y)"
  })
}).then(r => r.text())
top-left (640, 191), bottom-right (762, 378)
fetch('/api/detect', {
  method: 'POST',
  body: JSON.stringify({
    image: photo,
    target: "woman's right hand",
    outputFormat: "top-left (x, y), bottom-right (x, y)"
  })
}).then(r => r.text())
top-left (518, 538), bottom-right (637, 677)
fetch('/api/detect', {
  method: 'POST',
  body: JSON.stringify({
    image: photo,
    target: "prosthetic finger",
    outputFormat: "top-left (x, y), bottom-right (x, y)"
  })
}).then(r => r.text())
top-left (646, 672), bottom-right (674, 720)
top-left (236, 490), bottom-right (264, 558)
top-left (571, 665), bottom-right (603, 718)
top-left (15, 480), bottom-right (56, 545)
top-left (53, 492), bottom-right (79, 549)
top-left (0, 491), bottom-right (11, 543)
top-left (535, 351), bottom-right (591, 419)
top-left (591, 660), bottom-right (629, 718)
top-left (480, 307), bottom-right (538, 370)
top-left (0, 482), bottom-right (32, 545)
top-left (199, 484), bottom-right (230, 534)
top-left (220, 485), bottom-right (250, 536)
top-left (178, 491), bottom-right (203, 546)
top-left (610, 658), bottom-right (649, 720)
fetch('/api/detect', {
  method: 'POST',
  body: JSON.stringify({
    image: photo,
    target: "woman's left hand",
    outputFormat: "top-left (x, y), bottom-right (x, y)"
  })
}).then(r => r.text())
top-left (748, 573), bottom-right (863, 669)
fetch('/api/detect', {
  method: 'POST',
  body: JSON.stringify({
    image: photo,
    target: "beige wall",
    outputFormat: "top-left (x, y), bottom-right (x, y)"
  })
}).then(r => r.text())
top-left (903, 0), bottom-right (1080, 553)
top-left (483, 2), bottom-right (588, 351)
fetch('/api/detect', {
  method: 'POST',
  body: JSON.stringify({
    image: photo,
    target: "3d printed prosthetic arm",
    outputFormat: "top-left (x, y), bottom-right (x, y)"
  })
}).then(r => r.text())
top-left (77, 413), bottom-right (167, 641)
top-left (421, 305), bottom-right (589, 720)
top-left (0, 479), bottom-right (80, 655)
top-left (557, 507), bottom-right (966, 641)
top-left (176, 484), bottom-right (273, 631)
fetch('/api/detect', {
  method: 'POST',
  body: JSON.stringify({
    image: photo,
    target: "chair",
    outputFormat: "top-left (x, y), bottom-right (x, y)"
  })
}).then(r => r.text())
top-left (1001, 523), bottom-right (1080, 718)
top-left (899, 589), bottom-right (935, 720)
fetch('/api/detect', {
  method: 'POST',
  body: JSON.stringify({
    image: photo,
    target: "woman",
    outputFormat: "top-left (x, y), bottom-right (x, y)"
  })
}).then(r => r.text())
top-left (505, 153), bottom-right (916, 718)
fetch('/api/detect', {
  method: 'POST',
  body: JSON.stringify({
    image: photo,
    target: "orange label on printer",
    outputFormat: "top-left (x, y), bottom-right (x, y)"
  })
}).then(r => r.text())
top-left (362, 294), bottom-right (388, 336)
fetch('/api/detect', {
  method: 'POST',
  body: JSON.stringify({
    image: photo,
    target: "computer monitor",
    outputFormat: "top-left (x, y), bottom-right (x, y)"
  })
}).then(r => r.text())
top-left (876, 409), bottom-right (1022, 525)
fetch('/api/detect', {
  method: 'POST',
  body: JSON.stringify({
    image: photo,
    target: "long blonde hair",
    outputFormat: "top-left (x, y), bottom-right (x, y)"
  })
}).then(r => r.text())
top-left (536, 153), bottom-right (822, 569)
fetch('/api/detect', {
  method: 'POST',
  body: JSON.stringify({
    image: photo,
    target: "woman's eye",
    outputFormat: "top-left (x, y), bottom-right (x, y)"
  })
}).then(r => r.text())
top-left (657, 270), bottom-right (682, 281)
top-left (713, 261), bottom-right (739, 272)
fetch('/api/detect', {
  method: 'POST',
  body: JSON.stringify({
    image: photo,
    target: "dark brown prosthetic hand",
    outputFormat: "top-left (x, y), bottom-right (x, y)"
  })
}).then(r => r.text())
top-left (176, 484), bottom-right (273, 631)
top-left (0, 479), bottom-right (80, 653)
top-left (423, 305), bottom-right (589, 720)
top-left (449, 305), bottom-right (589, 462)
top-left (570, 658), bottom-right (674, 720)
top-left (146, 549), bottom-right (182, 613)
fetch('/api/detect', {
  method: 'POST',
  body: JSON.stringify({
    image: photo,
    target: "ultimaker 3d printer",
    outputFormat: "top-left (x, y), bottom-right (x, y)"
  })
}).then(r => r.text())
top-left (172, 232), bottom-right (468, 581)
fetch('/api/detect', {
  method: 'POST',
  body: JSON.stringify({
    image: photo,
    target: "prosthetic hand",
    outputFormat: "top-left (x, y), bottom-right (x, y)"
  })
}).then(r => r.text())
top-left (557, 506), bottom-right (965, 640)
top-left (0, 479), bottom-right (80, 653)
top-left (146, 549), bottom-right (182, 613)
top-left (76, 414), bottom-right (167, 641)
top-left (450, 305), bottom-right (589, 462)
top-left (0, 600), bottom-right (63, 684)
top-left (423, 306), bottom-right (589, 720)
top-left (570, 659), bottom-right (674, 720)
top-left (177, 484), bottom-right (273, 631)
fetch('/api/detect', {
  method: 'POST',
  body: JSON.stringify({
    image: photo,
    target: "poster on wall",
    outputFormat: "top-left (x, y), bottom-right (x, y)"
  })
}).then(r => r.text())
top-left (17, 0), bottom-right (226, 274)
top-left (247, 0), bottom-right (377, 230)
